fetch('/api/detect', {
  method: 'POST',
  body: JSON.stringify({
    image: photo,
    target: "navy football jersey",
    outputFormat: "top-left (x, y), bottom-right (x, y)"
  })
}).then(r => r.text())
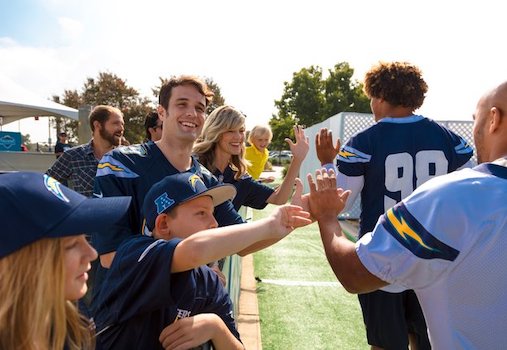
top-left (93, 141), bottom-right (244, 255)
top-left (338, 115), bottom-right (473, 237)
top-left (214, 166), bottom-right (274, 211)
top-left (94, 236), bottom-right (240, 349)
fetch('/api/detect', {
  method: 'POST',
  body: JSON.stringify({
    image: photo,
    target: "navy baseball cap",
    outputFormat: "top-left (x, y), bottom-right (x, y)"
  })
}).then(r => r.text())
top-left (0, 172), bottom-right (131, 258)
top-left (143, 172), bottom-right (236, 232)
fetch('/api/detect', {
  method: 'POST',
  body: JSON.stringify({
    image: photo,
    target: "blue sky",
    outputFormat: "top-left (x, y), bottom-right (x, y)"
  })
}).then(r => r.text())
top-left (1, 0), bottom-right (506, 143)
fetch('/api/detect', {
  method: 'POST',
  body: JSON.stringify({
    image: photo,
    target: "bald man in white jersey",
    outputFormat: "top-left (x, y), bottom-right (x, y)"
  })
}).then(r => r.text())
top-left (307, 81), bottom-right (507, 349)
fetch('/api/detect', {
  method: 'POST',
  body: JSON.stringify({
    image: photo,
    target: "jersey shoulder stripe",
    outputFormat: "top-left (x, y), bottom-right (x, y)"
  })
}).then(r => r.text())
top-left (118, 144), bottom-right (148, 157)
top-left (96, 154), bottom-right (139, 178)
top-left (454, 136), bottom-right (474, 155)
top-left (338, 145), bottom-right (371, 164)
top-left (381, 202), bottom-right (460, 261)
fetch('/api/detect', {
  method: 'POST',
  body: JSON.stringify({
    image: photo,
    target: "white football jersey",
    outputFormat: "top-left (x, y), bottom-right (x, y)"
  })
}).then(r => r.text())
top-left (357, 162), bottom-right (507, 349)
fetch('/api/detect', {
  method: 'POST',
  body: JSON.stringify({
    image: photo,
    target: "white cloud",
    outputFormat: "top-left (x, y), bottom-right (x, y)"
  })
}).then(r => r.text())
top-left (58, 17), bottom-right (84, 43)
top-left (0, 37), bottom-right (17, 47)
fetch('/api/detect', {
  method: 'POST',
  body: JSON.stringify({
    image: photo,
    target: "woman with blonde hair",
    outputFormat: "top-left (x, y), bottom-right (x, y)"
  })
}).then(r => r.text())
top-left (0, 172), bottom-right (130, 350)
top-left (193, 105), bottom-right (309, 211)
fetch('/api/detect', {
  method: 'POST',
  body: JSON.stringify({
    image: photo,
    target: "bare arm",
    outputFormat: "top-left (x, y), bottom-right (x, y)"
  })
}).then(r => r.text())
top-left (236, 238), bottom-right (280, 256)
top-left (307, 169), bottom-right (388, 294)
top-left (266, 125), bottom-right (309, 205)
top-left (171, 205), bottom-right (311, 272)
top-left (159, 313), bottom-right (244, 350)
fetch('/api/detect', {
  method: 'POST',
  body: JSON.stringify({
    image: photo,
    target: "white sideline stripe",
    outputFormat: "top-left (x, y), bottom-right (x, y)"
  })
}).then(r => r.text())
top-left (260, 279), bottom-right (342, 287)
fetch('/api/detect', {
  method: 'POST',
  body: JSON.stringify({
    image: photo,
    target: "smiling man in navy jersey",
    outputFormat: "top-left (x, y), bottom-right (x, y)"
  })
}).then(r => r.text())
top-left (92, 76), bottom-right (281, 304)
top-left (92, 76), bottom-right (241, 276)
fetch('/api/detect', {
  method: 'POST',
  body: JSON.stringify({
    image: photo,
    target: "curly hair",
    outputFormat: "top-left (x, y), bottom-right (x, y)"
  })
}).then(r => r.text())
top-left (193, 105), bottom-right (249, 180)
top-left (363, 61), bottom-right (428, 109)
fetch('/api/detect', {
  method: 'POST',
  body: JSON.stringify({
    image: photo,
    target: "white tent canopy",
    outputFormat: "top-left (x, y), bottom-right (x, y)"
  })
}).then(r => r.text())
top-left (0, 73), bottom-right (78, 126)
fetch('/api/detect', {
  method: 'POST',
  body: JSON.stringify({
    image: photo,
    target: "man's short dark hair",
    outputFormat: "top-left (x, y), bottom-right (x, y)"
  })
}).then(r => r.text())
top-left (158, 75), bottom-right (214, 110)
top-left (144, 111), bottom-right (160, 141)
top-left (89, 105), bottom-right (122, 132)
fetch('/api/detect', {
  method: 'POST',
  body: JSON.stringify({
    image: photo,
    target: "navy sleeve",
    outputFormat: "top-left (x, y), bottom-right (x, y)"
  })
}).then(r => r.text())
top-left (93, 152), bottom-right (142, 254)
top-left (94, 237), bottom-right (184, 328)
top-left (235, 177), bottom-right (274, 210)
top-left (445, 129), bottom-right (474, 169)
top-left (337, 134), bottom-right (372, 177)
top-left (214, 201), bottom-right (245, 226)
top-left (199, 268), bottom-right (241, 342)
top-left (201, 166), bottom-right (244, 226)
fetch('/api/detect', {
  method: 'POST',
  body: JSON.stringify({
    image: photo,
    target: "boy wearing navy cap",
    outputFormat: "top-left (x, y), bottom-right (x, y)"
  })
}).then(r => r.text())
top-left (93, 172), bottom-right (311, 349)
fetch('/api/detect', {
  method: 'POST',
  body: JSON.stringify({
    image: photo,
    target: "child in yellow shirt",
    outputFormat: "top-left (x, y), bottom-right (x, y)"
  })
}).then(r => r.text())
top-left (245, 125), bottom-right (274, 182)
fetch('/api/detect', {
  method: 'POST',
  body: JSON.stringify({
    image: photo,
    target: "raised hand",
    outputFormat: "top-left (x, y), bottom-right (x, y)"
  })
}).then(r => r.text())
top-left (307, 169), bottom-right (350, 220)
top-left (315, 128), bottom-right (341, 165)
top-left (290, 178), bottom-right (314, 221)
top-left (285, 125), bottom-right (309, 162)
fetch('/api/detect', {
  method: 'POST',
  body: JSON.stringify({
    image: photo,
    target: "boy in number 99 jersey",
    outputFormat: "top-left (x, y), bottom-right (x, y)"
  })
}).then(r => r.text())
top-left (316, 61), bottom-right (473, 350)
top-left (338, 116), bottom-right (473, 238)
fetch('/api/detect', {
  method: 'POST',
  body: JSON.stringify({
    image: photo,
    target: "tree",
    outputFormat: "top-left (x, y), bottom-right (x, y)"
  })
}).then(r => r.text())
top-left (270, 62), bottom-right (370, 149)
top-left (274, 65), bottom-right (324, 128)
top-left (54, 72), bottom-right (152, 144)
top-left (204, 77), bottom-right (226, 112)
top-left (269, 113), bottom-right (296, 151)
top-left (52, 92), bottom-right (80, 144)
top-left (323, 62), bottom-right (370, 117)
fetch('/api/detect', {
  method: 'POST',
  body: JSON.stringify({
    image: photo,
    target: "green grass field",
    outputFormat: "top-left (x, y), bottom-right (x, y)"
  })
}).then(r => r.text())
top-left (252, 205), bottom-right (369, 350)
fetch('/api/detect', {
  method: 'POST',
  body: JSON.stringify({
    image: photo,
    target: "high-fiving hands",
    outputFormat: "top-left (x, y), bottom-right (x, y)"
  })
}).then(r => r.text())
top-left (307, 169), bottom-right (350, 221)
top-left (268, 203), bottom-right (312, 238)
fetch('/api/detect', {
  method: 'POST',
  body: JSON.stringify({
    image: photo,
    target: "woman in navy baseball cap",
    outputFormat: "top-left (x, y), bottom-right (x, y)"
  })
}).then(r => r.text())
top-left (0, 172), bottom-right (130, 350)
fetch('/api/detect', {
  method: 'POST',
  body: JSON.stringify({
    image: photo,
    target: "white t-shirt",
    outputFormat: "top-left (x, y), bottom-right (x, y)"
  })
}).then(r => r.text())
top-left (357, 162), bottom-right (507, 349)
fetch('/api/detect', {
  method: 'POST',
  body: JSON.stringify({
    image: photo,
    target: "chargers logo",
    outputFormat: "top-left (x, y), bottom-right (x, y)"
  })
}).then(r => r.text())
top-left (97, 162), bottom-right (124, 172)
top-left (386, 208), bottom-right (434, 251)
top-left (338, 146), bottom-right (371, 163)
top-left (96, 155), bottom-right (139, 178)
top-left (43, 174), bottom-right (69, 202)
top-left (188, 174), bottom-right (204, 193)
top-left (339, 150), bottom-right (359, 160)
top-left (381, 203), bottom-right (459, 261)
